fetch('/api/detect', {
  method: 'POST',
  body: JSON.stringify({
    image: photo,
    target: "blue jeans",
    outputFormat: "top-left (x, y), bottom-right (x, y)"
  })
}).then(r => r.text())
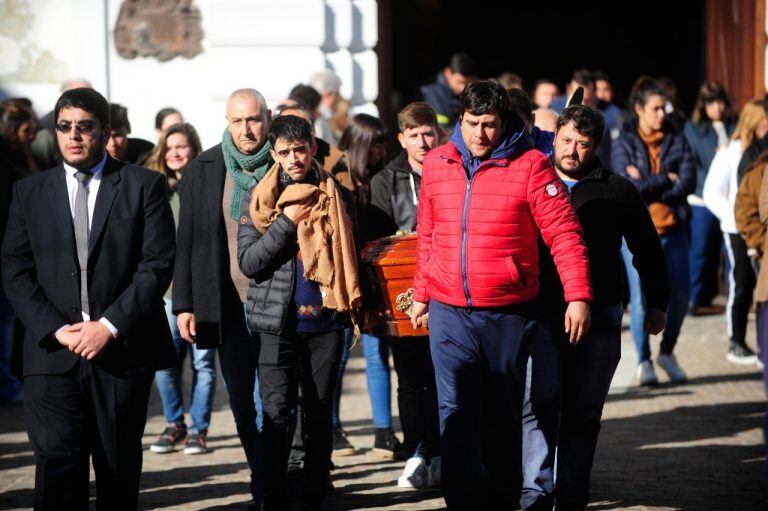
top-left (688, 205), bottom-right (722, 306)
top-left (622, 228), bottom-right (690, 362)
top-left (521, 306), bottom-right (623, 510)
top-left (155, 299), bottom-right (217, 432)
top-left (429, 299), bottom-right (533, 510)
top-left (218, 300), bottom-right (263, 502)
top-left (332, 328), bottom-right (354, 428)
top-left (0, 283), bottom-right (21, 404)
top-left (362, 333), bottom-right (392, 429)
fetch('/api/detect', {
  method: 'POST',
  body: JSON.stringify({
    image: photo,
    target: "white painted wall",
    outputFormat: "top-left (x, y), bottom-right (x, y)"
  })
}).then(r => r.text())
top-left (0, 0), bottom-right (379, 149)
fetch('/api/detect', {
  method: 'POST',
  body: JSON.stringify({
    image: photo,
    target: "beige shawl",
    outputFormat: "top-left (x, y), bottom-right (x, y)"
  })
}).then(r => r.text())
top-left (250, 161), bottom-right (361, 312)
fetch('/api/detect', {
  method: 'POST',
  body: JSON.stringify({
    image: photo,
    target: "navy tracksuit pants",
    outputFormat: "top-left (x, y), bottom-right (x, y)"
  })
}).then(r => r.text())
top-left (428, 299), bottom-right (538, 510)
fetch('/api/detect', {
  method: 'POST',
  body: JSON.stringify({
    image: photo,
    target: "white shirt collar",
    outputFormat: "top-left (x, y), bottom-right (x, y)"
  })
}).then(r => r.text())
top-left (63, 154), bottom-right (108, 179)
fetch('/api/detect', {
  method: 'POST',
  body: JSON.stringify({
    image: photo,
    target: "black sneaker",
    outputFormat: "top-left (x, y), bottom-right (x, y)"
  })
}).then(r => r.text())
top-left (332, 427), bottom-right (355, 457)
top-left (183, 431), bottom-right (209, 454)
top-left (150, 424), bottom-right (187, 453)
top-left (727, 342), bottom-right (758, 365)
top-left (372, 428), bottom-right (405, 460)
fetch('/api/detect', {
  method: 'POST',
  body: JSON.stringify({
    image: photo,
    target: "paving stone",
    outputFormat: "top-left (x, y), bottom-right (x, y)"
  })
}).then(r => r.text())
top-left (0, 306), bottom-right (766, 510)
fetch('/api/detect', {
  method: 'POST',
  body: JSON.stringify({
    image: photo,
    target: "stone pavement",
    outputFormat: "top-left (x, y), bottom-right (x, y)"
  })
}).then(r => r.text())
top-left (1, 308), bottom-right (767, 510)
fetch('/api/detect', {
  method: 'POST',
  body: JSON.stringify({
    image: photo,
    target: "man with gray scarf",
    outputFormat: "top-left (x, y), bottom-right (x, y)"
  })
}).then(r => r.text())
top-left (173, 89), bottom-right (272, 510)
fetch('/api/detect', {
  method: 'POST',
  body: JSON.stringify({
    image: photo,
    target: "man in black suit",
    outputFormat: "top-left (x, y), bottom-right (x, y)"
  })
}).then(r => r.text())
top-left (1, 87), bottom-right (176, 510)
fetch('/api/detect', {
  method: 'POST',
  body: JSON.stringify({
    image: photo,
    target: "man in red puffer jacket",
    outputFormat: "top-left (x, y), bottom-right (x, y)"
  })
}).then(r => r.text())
top-left (408, 79), bottom-right (593, 510)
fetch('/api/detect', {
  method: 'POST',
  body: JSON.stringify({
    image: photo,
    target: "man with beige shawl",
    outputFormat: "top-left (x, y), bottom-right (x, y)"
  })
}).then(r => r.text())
top-left (237, 115), bottom-right (361, 511)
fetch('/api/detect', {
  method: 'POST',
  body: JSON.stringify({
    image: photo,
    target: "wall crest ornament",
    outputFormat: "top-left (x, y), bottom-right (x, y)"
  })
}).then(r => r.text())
top-left (113, 0), bottom-right (204, 62)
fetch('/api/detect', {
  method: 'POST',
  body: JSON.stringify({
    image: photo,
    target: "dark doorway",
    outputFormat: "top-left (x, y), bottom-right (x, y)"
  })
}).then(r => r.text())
top-left (383, 1), bottom-right (706, 117)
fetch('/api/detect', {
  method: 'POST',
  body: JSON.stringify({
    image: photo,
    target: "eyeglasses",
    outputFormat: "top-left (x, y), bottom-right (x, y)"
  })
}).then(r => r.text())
top-left (55, 121), bottom-right (98, 134)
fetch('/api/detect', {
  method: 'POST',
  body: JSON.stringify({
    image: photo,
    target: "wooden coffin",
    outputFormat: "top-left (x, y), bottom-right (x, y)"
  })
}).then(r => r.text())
top-left (361, 233), bottom-right (428, 337)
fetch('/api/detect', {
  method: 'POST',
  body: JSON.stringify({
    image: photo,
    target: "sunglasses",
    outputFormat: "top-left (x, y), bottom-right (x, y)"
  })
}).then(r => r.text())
top-left (55, 121), bottom-right (98, 134)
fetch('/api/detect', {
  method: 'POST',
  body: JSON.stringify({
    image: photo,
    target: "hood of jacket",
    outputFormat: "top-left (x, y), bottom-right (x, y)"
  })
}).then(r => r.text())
top-left (448, 116), bottom-right (530, 177)
top-left (529, 126), bottom-right (555, 157)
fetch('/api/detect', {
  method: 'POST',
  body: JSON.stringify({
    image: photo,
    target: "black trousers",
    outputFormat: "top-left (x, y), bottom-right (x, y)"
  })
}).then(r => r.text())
top-left (390, 335), bottom-right (440, 459)
top-left (725, 233), bottom-right (756, 344)
top-left (23, 359), bottom-right (153, 511)
top-left (259, 328), bottom-right (343, 508)
top-left (218, 300), bottom-right (263, 500)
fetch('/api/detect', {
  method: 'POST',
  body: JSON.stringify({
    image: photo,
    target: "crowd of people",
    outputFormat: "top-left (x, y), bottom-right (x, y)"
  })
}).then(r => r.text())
top-left (0, 51), bottom-right (766, 511)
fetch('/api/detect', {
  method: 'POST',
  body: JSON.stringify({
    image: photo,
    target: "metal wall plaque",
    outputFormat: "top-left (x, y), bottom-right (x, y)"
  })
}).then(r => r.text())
top-left (113, 0), bottom-right (204, 62)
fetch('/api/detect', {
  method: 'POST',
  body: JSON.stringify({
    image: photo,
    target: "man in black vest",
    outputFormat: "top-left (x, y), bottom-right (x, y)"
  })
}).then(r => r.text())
top-left (173, 88), bottom-right (272, 510)
top-left (1, 87), bottom-right (176, 510)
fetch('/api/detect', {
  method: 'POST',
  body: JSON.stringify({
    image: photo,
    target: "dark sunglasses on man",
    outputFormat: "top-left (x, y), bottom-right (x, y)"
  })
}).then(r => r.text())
top-left (55, 121), bottom-right (99, 134)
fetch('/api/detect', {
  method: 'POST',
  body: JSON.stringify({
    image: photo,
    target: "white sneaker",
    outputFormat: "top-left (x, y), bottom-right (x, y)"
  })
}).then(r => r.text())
top-left (397, 456), bottom-right (428, 488)
top-left (757, 358), bottom-right (765, 371)
top-left (427, 456), bottom-right (441, 487)
top-left (657, 353), bottom-right (687, 382)
top-left (636, 360), bottom-right (658, 386)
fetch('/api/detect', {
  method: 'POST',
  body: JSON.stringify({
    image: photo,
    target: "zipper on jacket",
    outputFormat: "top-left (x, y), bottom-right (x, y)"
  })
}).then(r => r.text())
top-left (279, 257), bottom-right (297, 334)
top-left (457, 159), bottom-right (508, 309)
top-left (461, 179), bottom-right (473, 308)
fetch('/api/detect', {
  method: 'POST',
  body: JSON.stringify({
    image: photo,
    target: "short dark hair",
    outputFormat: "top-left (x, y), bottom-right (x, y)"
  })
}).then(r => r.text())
top-left (288, 84), bottom-right (321, 112)
top-left (448, 52), bottom-right (478, 77)
top-left (571, 69), bottom-right (594, 87)
top-left (109, 103), bottom-right (131, 132)
top-left (507, 88), bottom-right (535, 125)
top-left (592, 70), bottom-right (610, 83)
top-left (533, 78), bottom-right (557, 89)
top-left (498, 71), bottom-right (523, 90)
top-left (628, 76), bottom-right (666, 108)
top-left (54, 87), bottom-right (109, 126)
top-left (155, 107), bottom-right (180, 130)
top-left (268, 114), bottom-right (314, 147)
top-left (459, 79), bottom-right (511, 121)
top-left (556, 105), bottom-right (605, 147)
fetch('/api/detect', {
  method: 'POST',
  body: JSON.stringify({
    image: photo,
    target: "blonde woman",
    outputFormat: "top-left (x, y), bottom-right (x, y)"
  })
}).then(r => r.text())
top-left (704, 100), bottom-right (768, 364)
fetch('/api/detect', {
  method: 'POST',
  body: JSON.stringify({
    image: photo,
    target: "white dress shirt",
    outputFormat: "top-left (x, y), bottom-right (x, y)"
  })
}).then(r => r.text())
top-left (56, 154), bottom-right (119, 339)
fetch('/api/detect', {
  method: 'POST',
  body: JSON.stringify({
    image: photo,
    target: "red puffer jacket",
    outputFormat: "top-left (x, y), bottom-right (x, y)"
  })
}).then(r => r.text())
top-left (412, 142), bottom-right (592, 308)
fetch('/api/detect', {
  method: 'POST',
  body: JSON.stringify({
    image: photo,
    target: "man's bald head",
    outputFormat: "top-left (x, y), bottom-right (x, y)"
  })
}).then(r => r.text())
top-left (277, 105), bottom-right (313, 125)
top-left (533, 108), bottom-right (558, 133)
top-left (61, 78), bottom-right (92, 93)
top-left (226, 88), bottom-right (271, 154)
top-left (227, 88), bottom-right (268, 112)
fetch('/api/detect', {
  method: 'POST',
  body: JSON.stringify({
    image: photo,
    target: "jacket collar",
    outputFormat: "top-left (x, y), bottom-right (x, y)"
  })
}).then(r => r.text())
top-left (557, 156), bottom-right (610, 184)
top-left (384, 150), bottom-right (423, 177)
top-left (447, 116), bottom-right (530, 175)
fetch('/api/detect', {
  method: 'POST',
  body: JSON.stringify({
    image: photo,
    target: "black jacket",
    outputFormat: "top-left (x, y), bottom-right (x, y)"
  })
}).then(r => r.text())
top-left (172, 143), bottom-right (250, 346)
top-left (420, 72), bottom-right (459, 129)
top-left (1, 156), bottom-right (176, 376)
top-left (737, 135), bottom-right (768, 184)
top-left (237, 167), bottom-right (361, 336)
top-left (539, 159), bottom-right (670, 319)
top-left (611, 119), bottom-right (696, 228)
top-left (367, 151), bottom-right (421, 239)
top-left (0, 137), bottom-right (32, 241)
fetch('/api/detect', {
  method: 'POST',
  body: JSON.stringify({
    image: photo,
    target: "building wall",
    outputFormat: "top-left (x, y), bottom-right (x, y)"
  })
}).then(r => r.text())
top-left (0, 0), bottom-right (378, 148)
